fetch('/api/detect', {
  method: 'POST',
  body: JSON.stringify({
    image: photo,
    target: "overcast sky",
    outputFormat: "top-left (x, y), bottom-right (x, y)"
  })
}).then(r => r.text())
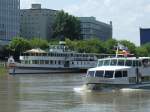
top-left (21, 0), bottom-right (150, 46)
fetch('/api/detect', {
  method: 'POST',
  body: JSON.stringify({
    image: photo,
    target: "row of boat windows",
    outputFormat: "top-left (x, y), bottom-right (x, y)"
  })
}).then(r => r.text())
top-left (22, 53), bottom-right (95, 58)
top-left (22, 60), bottom-right (93, 65)
top-left (87, 70), bottom-right (127, 78)
top-left (98, 59), bottom-right (142, 67)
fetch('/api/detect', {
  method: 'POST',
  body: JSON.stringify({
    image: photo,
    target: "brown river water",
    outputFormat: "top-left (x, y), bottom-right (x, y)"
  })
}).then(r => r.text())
top-left (0, 73), bottom-right (150, 112)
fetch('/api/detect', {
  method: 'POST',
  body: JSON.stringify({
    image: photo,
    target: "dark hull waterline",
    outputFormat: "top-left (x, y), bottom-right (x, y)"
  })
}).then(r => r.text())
top-left (9, 67), bottom-right (87, 74)
top-left (86, 83), bottom-right (150, 90)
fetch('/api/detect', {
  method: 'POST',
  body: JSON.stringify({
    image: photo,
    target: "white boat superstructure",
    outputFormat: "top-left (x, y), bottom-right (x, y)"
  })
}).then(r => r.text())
top-left (85, 57), bottom-right (150, 89)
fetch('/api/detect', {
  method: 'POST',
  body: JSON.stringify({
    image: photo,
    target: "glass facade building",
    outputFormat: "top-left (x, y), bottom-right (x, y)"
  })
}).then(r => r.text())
top-left (79, 17), bottom-right (112, 41)
top-left (0, 0), bottom-right (20, 43)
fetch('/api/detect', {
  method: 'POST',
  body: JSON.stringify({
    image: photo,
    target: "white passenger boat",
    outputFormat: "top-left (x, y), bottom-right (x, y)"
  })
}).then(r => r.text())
top-left (8, 42), bottom-right (110, 74)
top-left (84, 57), bottom-right (150, 90)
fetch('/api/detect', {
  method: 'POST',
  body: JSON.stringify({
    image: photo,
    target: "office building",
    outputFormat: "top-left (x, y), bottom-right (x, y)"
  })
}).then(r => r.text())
top-left (79, 17), bottom-right (112, 41)
top-left (140, 28), bottom-right (150, 45)
top-left (20, 4), bottom-right (57, 40)
top-left (0, 0), bottom-right (20, 45)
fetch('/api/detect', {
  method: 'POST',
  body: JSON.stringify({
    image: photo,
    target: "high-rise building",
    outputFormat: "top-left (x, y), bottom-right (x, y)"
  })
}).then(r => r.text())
top-left (79, 17), bottom-right (112, 41)
top-left (140, 28), bottom-right (150, 45)
top-left (0, 0), bottom-right (20, 45)
top-left (20, 4), bottom-right (57, 40)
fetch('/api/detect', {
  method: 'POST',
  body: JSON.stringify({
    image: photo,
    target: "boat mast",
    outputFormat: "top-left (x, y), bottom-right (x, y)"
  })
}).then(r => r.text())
top-left (115, 43), bottom-right (119, 58)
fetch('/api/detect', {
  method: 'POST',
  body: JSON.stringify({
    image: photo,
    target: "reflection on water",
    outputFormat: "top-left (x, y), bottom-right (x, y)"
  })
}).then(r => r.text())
top-left (0, 75), bottom-right (20, 112)
top-left (0, 73), bottom-right (150, 112)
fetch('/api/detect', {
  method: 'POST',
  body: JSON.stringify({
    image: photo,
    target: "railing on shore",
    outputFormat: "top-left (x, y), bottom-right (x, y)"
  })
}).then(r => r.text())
top-left (0, 61), bottom-right (7, 68)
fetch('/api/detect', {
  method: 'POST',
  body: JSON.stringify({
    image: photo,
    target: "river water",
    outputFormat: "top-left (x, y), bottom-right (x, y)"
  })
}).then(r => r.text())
top-left (1, 73), bottom-right (150, 112)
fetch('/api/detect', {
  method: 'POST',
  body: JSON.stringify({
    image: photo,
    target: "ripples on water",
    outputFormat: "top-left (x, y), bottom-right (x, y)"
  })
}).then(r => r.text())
top-left (1, 73), bottom-right (150, 112)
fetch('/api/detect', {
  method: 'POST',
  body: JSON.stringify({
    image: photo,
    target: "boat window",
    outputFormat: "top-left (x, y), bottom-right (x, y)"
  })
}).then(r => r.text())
top-left (142, 59), bottom-right (150, 67)
top-left (110, 59), bottom-right (117, 66)
top-left (103, 59), bottom-right (110, 66)
top-left (104, 71), bottom-right (114, 78)
top-left (129, 77), bottom-right (136, 83)
top-left (141, 76), bottom-right (150, 82)
top-left (25, 60), bottom-right (28, 64)
top-left (34, 60), bottom-right (38, 64)
top-left (115, 71), bottom-right (122, 78)
top-left (95, 71), bottom-right (104, 77)
top-left (45, 60), bottom-right (49, 64)
top-left (40, 60), bottom-right (44, 64)
top-left (58, 61), bottom-right (61, 65)
top-left (133, 60), bottom-right (138, 67)
top-left (138, 61), bottom-right (142, 67)
top-left (98, 60), bottom-right (103, 66)
top-left (50, 60), bottom-right (53, 64)
top-left (118, 60), bottom-right (125, 66)
top-left (123, 71), bottom-right (127, 77)
top-left (88, 71), bottom-right (95, 77)
top-left (125, 60), bottom-right (132, 66)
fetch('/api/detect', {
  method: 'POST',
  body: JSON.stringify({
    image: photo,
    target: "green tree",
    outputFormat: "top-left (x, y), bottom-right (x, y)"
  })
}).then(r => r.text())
top-left (135, 46), bottom-right (148, 57)
top-left (104, 38), bottom-right (118, 54)
top-left (9, 37), bottom-right (31, 58)
top-left (0, 45), bottom-right (13, 59)
top-left (65, 38), bottom-right (78, 51)
top-left (53, 10), bottom-right (80, 40)
top-left (119, 40), bottom-right (136, 54)
top-left (65, 38), bottom-right (105, 53)
top-left (30, 38), bottom-right (49, 49)
top-left (142, 43), bottom-right (150, 56)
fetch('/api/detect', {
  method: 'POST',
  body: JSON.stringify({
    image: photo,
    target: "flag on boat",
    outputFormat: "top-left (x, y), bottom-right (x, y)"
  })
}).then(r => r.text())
top-left (115, 43), bottom-right (130, 57)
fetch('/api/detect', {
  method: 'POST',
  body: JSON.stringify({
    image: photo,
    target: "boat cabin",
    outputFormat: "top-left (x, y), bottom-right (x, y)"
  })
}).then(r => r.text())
top-left (97, 57), bottom-right (150, 67)
top-left (87, 66), bottom-right (129, 79)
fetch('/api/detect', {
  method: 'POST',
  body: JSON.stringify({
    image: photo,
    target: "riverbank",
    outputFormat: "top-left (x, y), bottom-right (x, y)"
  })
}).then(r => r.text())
top-left (0, 67), bottom-right (8, 76)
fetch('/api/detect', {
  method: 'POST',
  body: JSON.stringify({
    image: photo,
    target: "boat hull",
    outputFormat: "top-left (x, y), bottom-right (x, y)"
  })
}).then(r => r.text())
top-left (85, 83), bottom-right (150, 90)
top-left (9, 67), bottom-right (87, 74)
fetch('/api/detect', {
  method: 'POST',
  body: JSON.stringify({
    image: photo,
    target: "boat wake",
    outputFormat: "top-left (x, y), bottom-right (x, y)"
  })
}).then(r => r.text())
top-left (73, 85), bottom-right (92, 93)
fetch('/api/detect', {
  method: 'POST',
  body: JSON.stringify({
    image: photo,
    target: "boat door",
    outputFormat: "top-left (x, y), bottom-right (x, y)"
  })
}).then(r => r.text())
top-left (64, 61), bottom-right (70, 67)
top-left (136, 67), bottom-right (141, 84)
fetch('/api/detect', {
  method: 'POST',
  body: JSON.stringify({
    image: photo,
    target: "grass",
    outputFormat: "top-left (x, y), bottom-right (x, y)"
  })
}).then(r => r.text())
top-left (0, 67), bottom-right (8, 76)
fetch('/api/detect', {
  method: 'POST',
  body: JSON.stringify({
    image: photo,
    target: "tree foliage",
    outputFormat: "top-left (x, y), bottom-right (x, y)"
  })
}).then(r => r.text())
top-left (65, 38), bottom-right (105, 53)
top-left (9, 37), bottom-right (31, 58)
top-left (30, 38), bottom-right (49, 49)
top-left (136, 46), bottom-right (148, 57)
top-left (104, 38), bottom-right (118, 54)
top-left (1, 36), bottom-right (150, 60)
top-left (53, 10), bottom-right (81, 40)
top-left (119, 40), bottom-right (136, 54)
top-left (142, 43), bottom-right (150, 56)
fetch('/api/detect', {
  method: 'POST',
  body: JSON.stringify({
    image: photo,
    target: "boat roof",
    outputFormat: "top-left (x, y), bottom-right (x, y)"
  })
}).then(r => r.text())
top-left (88, 66), bottom-right (131, 71)
top-left (24, 48), bottom-right (46, 53)
top-left (98, 57), bottom-right (150, 61)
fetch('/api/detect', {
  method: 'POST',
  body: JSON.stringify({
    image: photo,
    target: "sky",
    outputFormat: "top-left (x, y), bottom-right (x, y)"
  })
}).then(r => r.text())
top-left (21, 0), bottom-right (150, 46)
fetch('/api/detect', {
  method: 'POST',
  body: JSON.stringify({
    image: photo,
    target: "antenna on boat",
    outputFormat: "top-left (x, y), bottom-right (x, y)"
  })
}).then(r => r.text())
top-left (115, 43), bottom-right (119, 58)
